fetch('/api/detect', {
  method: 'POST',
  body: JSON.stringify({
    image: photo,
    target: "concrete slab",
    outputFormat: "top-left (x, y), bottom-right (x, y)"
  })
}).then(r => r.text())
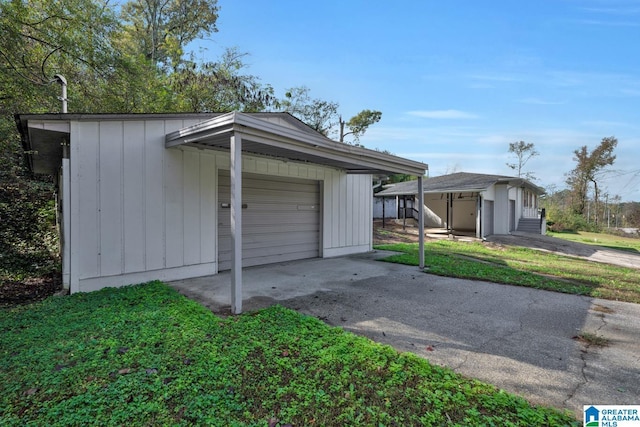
top-left (168, 251), bottom-right (640, 418)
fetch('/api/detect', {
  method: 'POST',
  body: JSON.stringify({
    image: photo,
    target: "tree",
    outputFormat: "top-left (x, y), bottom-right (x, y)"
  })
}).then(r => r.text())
top-left (172, 48), bottom-right (277, 112)
top-left (279, 87), bottom-right (382, 143)
top-left (0, 0), bottom-right (124, 108)
top-left (120, 0), bottom-right (219, 70)
top-left (339, 110), bottom-right (382, 144)
top-left (506, 141), bottom-right (538, 180)
top-left (279, 86), bottom-right (339, 136)
top-left (566, 136), bottom-right (618, 224)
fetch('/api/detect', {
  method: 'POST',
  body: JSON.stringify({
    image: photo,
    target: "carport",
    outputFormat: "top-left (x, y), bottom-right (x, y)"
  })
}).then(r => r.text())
top-left (164, 112), bottom-right (428, 313)
top-left (375, 172), bottom-right (544, 239)
top-left (375, 178), bottom-right (484, 237)
top-left (17, 112), bottom-right (427, 315)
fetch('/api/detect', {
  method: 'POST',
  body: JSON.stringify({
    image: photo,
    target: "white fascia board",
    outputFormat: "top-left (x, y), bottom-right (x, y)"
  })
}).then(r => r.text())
top-left (166, 112), bottom-right (427, 176)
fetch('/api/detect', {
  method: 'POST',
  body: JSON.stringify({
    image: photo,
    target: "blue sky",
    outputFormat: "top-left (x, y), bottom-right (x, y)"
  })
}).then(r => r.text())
top-left (194, 0), bottom-right (640, 201)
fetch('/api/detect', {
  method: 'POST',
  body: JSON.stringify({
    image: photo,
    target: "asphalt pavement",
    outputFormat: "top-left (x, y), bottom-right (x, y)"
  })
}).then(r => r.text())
top-left (169, 251), bottom-right (640, 419)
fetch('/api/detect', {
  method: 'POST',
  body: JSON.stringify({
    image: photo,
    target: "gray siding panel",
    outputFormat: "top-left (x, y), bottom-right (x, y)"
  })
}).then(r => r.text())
top-left (78, 122), bottom-right (100, 279)
top-left (98, 121), bottom-right (124, 276)
top-left (183, 150), bottom-right (201, 265)
top-left (122, 121), bottom-right (146, 273)
top-left (144, 121), bottom-right (166, 271)
top-left (218, 172), bottom-right (320, 270)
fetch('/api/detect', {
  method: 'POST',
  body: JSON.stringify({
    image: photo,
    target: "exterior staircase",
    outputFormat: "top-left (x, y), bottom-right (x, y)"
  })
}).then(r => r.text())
top-left (517, 218), bottom-right (542, 234)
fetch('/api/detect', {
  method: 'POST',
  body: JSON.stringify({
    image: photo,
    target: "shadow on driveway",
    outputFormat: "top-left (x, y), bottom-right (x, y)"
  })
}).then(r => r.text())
top-left (169, 252), bottom-right (640, 418)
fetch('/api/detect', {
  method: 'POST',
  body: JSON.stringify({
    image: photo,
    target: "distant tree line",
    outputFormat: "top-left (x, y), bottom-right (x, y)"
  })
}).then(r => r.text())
top-left (508, 137), bottom-right (639, 232)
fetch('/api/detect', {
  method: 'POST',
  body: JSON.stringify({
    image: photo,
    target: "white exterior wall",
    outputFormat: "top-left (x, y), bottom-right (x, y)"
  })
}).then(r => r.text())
top-left (511, 186), bottom-right (523, 223)
top-left (493, 184), bottom-right (510, 235)
top-left (68, 119), bottom-right (372, 293)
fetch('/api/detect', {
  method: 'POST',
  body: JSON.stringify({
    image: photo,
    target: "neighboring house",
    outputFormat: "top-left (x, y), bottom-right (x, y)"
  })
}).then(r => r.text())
top-left (16, 112), bottom-right (427, 313)
top-left (375, 172), bottom-right (545, 238)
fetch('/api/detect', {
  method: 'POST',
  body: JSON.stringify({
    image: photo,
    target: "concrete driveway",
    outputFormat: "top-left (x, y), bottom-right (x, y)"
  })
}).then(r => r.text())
top-left (169, 251), bottom-right (640, 418)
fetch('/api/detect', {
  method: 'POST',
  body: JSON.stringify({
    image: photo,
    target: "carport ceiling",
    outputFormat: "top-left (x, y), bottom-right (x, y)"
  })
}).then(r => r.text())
top-left (165, 112), bottom-right (427, 176)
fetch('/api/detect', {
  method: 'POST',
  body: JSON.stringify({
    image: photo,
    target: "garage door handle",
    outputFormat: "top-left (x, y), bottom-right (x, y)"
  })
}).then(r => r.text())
top-left (220, 203), bottom-right (248, 209)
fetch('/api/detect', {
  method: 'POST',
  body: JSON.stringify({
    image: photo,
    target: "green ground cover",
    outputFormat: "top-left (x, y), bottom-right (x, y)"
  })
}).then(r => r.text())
top-left (548, 230), bottom-right (640, 254)
top-left (0, 282), bottom-right (577, 426)
top-left (375, 240), bottom-right (640, 303)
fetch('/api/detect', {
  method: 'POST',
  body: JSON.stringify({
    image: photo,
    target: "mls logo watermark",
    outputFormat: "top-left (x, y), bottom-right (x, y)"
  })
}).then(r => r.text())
top-left (584, 406), bottom-right (640, 427)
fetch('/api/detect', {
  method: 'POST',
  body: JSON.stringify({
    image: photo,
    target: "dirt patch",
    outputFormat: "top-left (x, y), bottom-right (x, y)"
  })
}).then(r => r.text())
top-left (0, 273), bottom-right (63, 308)
top-left (373, 219), bottom-right (423, 245)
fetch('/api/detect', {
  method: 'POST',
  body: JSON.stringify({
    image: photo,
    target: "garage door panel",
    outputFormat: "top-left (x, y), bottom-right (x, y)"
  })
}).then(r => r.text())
top-left (219, 247), bottom-right (319, 268)
top-left (219, 191), bottom-right (319, 204)
top-left (219, 230), bottom-right (320, 248)
top-left (219, 175), bottom-right (317, 192)
top-left (218, 172), bottom-right (320, 271)
top-left (219, 223), bottom-right (319, 236)
top-left (219, 217), bottom-right (319, 229)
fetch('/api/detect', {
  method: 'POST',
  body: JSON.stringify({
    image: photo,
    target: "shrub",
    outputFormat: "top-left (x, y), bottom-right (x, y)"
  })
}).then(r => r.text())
top-left (0, 179), bottom-right (59, 280)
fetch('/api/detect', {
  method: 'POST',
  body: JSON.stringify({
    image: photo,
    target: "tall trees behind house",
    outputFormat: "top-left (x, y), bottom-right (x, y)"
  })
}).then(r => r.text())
top-left (538, 138), bottom-right (623, 232)
top-left (506, 141), bottom-right (538, 181)
top-left (1, 0), bottom-right (388, 280)
top-left (339, 110), bottom-right (382, 144)
top-left (120, 0), bottom-right (219, 70)
top-left (565, 137), bottom-right (617, 225)
top-left (279, 86), bottom-right (383, 145)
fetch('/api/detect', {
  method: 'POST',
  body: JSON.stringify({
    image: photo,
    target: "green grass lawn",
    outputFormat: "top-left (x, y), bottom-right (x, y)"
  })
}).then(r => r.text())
top-left (375, 240), bottom-right (640, 304)
top-left (548, 230), bottom-right (640, 254)
top-left (0, 282), bottom-right (577, 426)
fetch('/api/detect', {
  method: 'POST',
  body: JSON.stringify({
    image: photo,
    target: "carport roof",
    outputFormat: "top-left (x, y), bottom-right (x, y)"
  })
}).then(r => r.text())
top-left (376, 172), bottom-right (545, 196)
top-left (15, 112), bottom-right (428, 177)
top-left (164, 112), bottom-right (427, 176)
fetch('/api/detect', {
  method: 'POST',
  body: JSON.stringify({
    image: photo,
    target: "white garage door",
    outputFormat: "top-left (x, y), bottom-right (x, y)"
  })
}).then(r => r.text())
top-left (218, 172), bottom-right (320, 270)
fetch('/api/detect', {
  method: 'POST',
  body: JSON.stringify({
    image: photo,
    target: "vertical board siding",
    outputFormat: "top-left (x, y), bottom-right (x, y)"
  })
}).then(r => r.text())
top-left (183, 150), bottom-right (201, 265)
top-left (144, 121), bottom-right (166, 271)
top-left (98, 121), bottom-right (124, 276)
top-left (164, 154), bottom-right (184, 267)
top-left (74, 118), bottom-right (373, 288)
top-left (200, 153), bottom-right (216, 263)
top-left (77, 122), bottom-right (100, 279)
top-left (122, 121), bottom-right (146, 273)
top-left (164, 120), bottom-right (187, 268)
top-left (339, 173), bottom-right (347, 247)
top-left (321, 173), bottom-right (372, 251)
top-left (331, 170), bottom-right (340, 247)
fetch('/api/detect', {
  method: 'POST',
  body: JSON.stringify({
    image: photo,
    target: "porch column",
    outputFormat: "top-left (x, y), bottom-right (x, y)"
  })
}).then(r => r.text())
top-left (230, 132), bottom-right (243, 314)
top-left (418, 176), bottom-right (425, 269)
top-left (61, 142), bottom-right (71, 289)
